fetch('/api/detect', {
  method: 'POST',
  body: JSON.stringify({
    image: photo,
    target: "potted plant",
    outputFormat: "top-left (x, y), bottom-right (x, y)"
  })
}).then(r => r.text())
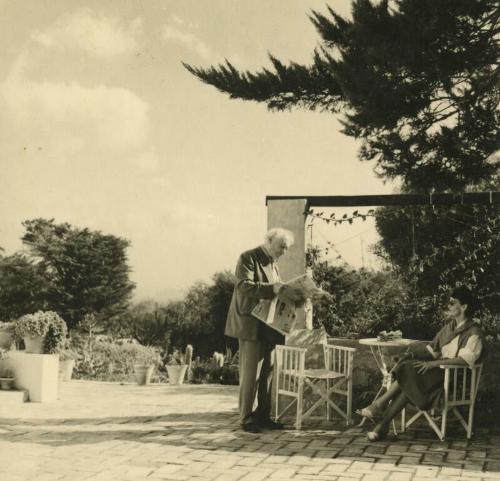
top-left (59, 348), bottom-right (79, 381)
top-left (0, 348), bottom-right (15, 390)
top-left (133, 346), bottom-right (161, 386)
top-left (0, 322), bottom-right (15, 349)
top-left (0, 367), bottom-right (15, 390)
top-left (166, 345), bottom-right (193, 385)
top-left (14, 311), bottom-right (68, 354)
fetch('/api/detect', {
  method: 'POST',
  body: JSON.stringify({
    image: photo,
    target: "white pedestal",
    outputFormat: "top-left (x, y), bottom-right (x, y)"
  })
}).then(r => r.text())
top-left (6, 352), bottom-right (59, 402)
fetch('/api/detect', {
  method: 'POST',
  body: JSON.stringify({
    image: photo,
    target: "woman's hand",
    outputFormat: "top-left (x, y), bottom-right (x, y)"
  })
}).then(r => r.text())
top-left (412, 360), bottom-right (439, 374)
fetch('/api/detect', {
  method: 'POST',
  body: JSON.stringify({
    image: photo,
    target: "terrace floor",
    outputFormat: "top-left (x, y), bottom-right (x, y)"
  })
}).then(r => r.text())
top-left (0, 380), bottom-right (499, 481)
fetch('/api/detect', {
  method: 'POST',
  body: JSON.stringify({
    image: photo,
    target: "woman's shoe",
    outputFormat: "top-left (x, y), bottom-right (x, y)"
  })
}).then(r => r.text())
top-left (366, 424), bottom-right (389, 442)
top-left (356, 405), bottom-right (381, 421)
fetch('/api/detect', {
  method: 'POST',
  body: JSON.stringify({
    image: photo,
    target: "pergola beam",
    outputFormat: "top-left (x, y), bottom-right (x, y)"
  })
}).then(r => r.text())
top-left (266, 192), bottom-right (500, 208)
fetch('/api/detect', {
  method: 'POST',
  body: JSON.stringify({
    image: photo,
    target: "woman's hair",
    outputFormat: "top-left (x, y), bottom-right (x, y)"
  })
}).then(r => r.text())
top-left (451, 285), bottom-right (480, 318)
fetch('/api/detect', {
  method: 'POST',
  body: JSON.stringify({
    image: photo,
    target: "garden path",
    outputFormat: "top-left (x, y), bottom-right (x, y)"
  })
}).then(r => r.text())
top-left (0, 381), bottom-right (499, 481)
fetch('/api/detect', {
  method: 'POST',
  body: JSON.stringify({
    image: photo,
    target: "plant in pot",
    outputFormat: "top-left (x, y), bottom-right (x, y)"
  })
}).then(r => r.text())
top-left (59, 348), bottom-right (79, 381)
top-left (0, 367), bottom-right (15, 390)
top-left (0, 321), bottom-right (15, 349)
top-left (0, 348), bottom-right (15, 390)
top-left (14, 311), bottom-right (68, 354)
top-left (166, 344), bottom-right (193, 385)
top-left (133, 347), bottom-right (161, 386)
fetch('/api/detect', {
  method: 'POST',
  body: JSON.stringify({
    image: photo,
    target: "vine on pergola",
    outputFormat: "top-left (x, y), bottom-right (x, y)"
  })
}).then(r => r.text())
top-left (305, 208), bottom-right (376, 226)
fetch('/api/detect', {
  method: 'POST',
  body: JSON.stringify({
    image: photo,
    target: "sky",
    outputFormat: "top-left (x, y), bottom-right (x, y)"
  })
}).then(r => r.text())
top-left (0, 0), bottom-right (397, 301)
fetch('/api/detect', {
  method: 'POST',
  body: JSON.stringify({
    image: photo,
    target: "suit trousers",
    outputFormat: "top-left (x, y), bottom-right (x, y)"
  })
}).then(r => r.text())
top-left (238, 338), bottom-right (275, 426)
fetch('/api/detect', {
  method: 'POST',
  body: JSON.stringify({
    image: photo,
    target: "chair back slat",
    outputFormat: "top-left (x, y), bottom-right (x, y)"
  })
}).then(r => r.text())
top-left (276, 345), bottom-right (306, 394)
top-left (462, 368), bottom-right (467, 401)
top-left (323, 344), bottom-right (355, 377)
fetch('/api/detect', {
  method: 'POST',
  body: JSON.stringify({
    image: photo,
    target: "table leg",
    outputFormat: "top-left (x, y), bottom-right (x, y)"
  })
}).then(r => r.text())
top-left (358, 345), bottom-right (406, 435)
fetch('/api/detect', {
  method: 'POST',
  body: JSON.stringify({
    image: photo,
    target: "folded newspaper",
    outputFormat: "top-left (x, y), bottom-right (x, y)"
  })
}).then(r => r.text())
top-left (251, 274), bottom-right (326, 335)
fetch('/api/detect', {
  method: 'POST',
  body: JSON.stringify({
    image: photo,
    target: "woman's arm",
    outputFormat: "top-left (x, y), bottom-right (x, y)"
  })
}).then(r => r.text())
top-left (413, 356), bottom-right (467, 374)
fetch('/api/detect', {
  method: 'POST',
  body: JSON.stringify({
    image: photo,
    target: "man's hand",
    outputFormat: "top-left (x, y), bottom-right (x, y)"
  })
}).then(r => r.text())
top-left (412, 360), bottom-right (439, 374)
top-left (272, 282), bottom-right (284, 295)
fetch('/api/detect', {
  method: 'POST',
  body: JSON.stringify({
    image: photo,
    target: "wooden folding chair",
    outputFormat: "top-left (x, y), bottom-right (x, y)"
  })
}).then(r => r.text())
top-left (275, 344), bottom-right (356, 429)
top-left (403, 363), bottom-right (483, 440)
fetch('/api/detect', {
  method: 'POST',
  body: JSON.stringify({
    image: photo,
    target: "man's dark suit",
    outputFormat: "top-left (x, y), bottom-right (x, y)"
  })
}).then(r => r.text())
top-left (226, 245), bottom-right (284, 427)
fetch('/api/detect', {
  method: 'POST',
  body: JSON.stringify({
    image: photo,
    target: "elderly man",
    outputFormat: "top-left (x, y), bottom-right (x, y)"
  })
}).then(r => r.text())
top-left (226, 228), bottom-right (294, 433)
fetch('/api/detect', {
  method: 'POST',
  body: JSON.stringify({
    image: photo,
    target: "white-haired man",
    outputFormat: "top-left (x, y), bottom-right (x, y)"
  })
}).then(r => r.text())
top-left (226, 228), bottom-right (294, 433)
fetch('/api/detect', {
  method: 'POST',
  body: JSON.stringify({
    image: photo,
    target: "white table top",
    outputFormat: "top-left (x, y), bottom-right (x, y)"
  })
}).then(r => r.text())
top-left (359, 337), bottom-right (415, 348)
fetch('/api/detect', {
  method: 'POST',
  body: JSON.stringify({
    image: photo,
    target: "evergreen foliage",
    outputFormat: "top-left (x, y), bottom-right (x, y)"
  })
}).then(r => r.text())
top-left (185, 0), bottom-right (499, 190)
top-left (114, 270), bottom-right (237, 358)
top-left (20, 218), bottom-right (135, 329)
top-left (0, 252), bottom-right (48, 320)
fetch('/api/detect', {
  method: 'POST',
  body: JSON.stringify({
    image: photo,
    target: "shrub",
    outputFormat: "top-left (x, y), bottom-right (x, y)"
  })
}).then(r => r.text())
top-left (165, 344), bottom-right (193, 365)
top-left (0, 346), bottom-right (11, 360)
top-left (59, 348), bottom-right (79, 361)
top-left (0, 321), bottom-right (15, 331)
top-left (14, 311), bottom-right (68, 353)
top-left (73, 339), bottom-right (161, 382)
top-left (190, 362), bottom-right (238, 385)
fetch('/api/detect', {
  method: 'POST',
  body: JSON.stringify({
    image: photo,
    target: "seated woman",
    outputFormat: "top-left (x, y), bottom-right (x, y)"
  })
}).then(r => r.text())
top-left (359, 286), bottom-right (483, 442)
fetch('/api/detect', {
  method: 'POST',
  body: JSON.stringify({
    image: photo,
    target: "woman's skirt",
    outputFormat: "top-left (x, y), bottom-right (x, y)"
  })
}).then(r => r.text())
top-left (393, 361), bottom-right (444, 410)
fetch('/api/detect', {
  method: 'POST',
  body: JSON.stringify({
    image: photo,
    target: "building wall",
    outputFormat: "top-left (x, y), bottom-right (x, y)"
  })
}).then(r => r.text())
top-left (267, 198), bottom-right (308, 329)
top-left (267, 198), bottom-right (307, 281)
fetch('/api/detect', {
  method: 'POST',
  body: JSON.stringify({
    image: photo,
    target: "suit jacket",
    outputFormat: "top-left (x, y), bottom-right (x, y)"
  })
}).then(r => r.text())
top-left (225, 246), bottom-right (279, 341)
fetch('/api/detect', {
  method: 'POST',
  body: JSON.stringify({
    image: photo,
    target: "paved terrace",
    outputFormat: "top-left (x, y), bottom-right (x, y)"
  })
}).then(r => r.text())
top-left (0, 381), bottom-right (499, 481)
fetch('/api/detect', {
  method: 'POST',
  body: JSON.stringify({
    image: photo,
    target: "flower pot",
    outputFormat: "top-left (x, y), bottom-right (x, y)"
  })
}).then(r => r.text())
top-left (134, 364), bottom-right (154, 385)
top-left (0, 377), bottom-right (15, 390)
top-left (166, 364), bottom-right (188, 385)
top-left (24, 336), bottom-right (44, 354)
top-left (59, 359), bottom-right (75, 381)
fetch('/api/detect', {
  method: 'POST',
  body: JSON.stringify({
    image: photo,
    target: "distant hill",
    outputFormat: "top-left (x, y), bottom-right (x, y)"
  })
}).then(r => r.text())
top-left (133, 286), bottom-right (187, 305)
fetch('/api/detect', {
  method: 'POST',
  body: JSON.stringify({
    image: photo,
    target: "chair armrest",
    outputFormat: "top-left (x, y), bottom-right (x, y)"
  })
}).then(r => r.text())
top-left (439, 364), bottom-right (481, 370)
top-left (276, 345), bottom-right (308, 353)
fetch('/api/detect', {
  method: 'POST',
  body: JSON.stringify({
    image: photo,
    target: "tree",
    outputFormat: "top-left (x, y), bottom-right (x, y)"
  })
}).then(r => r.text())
top-left (185, 0), bottom-right (499, 191)
top-left (0, 252), bottom-right (48, 320)
top-left (21, 218), bottom-right (135, 329)
top-left (168, 271), bottom-right (236, 358)
top-left (373, 201), bottom-right (499, 335)
top-left (186, 0), bottom-right (499, 335)
top-left (310, 254), bottom-right (412, 338)
top-left (114, 270), bottom-right (237, 358)
top-left (117, 300), bottom-right (171, 346)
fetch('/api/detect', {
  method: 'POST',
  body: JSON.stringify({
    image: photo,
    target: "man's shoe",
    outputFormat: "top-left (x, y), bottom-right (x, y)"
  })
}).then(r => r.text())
top-left (241, 422), bottom-right (261, 433)
top-left (259, 419), bottom-right (285, 430)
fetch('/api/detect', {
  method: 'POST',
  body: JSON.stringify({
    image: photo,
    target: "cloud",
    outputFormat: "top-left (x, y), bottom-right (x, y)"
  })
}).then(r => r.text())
top-left (0, 47), bottom-right (157, 176)
top-left (31, 8), bottom-right (142, 57)
top-left (2, 73), bottom-right (149, 157)
top-left (162, 22), bottom-right (211, 59)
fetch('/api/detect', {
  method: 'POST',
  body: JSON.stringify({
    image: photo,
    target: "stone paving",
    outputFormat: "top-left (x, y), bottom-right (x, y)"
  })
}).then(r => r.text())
top-left (0, 380), bottom-right (499, 481)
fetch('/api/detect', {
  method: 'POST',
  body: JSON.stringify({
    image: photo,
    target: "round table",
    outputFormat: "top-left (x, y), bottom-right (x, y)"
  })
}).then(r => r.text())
top-left (359, 338), bottom-right (415, 387)
top-left (358, 337), bottom-right (417, 432)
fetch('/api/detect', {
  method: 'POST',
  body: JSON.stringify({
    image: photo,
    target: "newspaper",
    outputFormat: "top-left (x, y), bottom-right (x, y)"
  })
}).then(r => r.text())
top-left (251, 274), bottom-right (325, 335)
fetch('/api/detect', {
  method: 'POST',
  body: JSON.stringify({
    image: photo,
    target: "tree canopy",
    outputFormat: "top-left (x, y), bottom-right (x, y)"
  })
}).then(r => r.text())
top-left (185, 0), bottom-right (499, 191)
top-left (20, 218), bottom-right (136, 329)
top-left (0, 252), bottom-right (49, 320)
